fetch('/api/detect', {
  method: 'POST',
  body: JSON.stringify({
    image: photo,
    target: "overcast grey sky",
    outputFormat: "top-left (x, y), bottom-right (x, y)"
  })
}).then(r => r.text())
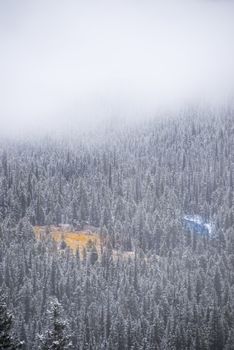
top-left (0, 0), bottom-right (234, 135)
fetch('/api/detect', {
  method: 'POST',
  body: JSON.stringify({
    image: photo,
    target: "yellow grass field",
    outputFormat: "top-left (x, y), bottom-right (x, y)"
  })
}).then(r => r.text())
top-left (34, 226), bottom-right (100, 252)
top-left (34, 226), bottom-right (137, 261)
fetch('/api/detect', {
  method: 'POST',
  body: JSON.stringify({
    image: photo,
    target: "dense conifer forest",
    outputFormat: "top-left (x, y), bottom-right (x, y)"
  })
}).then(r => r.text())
top-left (0, 109), bottom-right (234, 349)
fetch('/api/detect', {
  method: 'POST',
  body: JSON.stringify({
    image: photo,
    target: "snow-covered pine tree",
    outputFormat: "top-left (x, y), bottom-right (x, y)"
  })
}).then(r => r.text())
top-left (39, 300), bottom-right (72, 350)
top-left (0, 291), bottom-right (22, 349)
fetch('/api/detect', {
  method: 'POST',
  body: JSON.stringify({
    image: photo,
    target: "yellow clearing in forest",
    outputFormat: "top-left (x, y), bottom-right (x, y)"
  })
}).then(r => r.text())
top-left (34, 225), bottom-right (100, 252)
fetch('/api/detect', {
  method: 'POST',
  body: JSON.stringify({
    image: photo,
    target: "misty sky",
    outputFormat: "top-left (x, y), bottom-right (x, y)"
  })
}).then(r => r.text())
top-left (0, 0), bottom-right (234, 135)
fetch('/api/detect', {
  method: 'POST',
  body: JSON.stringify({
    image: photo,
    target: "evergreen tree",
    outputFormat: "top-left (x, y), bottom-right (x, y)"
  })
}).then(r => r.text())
top-left (39, 301), bottom-right (72, 350)
top-left (0, 292), bottom-right (22, 349)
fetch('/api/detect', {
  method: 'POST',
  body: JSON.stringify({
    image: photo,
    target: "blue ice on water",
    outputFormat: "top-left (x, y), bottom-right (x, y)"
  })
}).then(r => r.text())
top-left (183, 215), bottom-right (213, 237)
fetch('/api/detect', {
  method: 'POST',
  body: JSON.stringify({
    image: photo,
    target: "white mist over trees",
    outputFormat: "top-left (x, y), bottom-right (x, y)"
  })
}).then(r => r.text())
top-left (0, 0), bottom-right (234, 135)
top-left (0, 1), bottom-right (234, 349)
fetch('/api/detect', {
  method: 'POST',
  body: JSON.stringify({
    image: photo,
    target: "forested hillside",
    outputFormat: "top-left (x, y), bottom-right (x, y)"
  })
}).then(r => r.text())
top-left (0, 109), bottom-right (234, 349)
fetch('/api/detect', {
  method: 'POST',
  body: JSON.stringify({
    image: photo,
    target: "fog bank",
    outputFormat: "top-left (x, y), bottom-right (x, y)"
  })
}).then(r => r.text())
top-left (0, 0), bottom-right (234, 136)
